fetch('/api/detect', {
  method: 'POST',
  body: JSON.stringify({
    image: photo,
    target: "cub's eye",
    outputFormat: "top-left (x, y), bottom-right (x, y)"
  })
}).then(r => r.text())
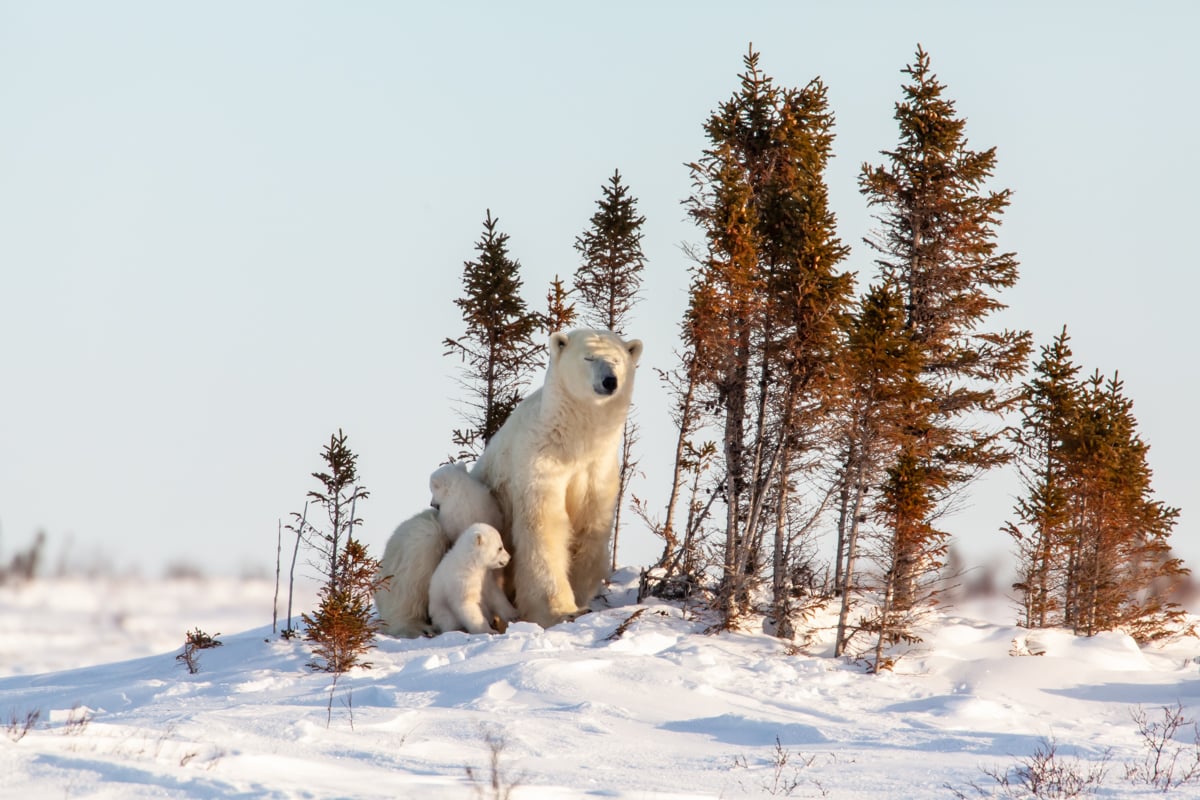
top-left (583, 356), bottom-right (595, 362)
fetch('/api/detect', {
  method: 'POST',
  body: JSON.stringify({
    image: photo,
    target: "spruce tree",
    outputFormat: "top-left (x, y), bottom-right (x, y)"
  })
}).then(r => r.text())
top-left (573, 169), bottom-right (648, 571)
top-left (1005, 327), bottom-right (1080, 629)
top-left (683, 47), bottom-right (852, 630)
top-left (294, 429), bottom-right (384, 674)
top-left (1006, 331), bottom-right (1188, 642)
top-left (1063, 371), bottom-right (1185, 641)
top-left (444, 210), bottom-right (544, 459)
top-left (831, 282), bottom-right (924, 657)
top-left (572, 169), bottom-right (646, 334)
top-left (303, 429), bottom-right (369, 589)
top-left (859, 45), bottom-right (1031, 614)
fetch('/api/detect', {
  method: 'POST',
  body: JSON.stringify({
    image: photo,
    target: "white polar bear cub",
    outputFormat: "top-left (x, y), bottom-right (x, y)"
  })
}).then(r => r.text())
top-left (473, 328), bottom-right (642, 628)
top-left (375, 462), bottom-right (509, 638)
top-left (429, 462), bottom-right (504, 537)
top-left (428, 523), bottom-right (512, 635)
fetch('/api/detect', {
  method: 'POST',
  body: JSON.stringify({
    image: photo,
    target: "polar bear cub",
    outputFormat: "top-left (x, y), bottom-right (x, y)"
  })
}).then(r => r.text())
top-left (429, 462), bottom-right (504, 539)
top-left (375, 462), bottom-right (515, 638)
top-left (428, 523), bottom-right (512, 635)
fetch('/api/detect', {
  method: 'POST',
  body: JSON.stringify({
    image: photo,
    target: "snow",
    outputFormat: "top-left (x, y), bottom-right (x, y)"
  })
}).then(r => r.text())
top-left (2, 571), bottom-right (1199, 798)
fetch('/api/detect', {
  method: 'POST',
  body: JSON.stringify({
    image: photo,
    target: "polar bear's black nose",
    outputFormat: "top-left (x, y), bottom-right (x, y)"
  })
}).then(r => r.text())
top-left (602, 375), bottom-right (618, 394)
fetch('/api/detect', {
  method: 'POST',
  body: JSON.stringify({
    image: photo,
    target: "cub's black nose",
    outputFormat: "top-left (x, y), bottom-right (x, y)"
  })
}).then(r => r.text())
top-left (602, 375), bottom-right (618, 393)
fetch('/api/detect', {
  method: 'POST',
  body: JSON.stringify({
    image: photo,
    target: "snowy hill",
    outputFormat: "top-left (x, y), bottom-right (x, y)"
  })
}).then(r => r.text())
top-left (2, 572), bottom-right (1199, 798)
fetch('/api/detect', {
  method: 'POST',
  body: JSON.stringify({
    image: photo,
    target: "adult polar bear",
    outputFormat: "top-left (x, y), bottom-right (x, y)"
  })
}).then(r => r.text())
top-left (473, 328), bottom-right (642, 628)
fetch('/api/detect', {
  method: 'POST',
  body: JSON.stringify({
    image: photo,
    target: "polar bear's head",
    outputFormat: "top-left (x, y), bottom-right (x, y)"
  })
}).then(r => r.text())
top-left (464, 523), bottom-right (510, 571)
top-left (547, 329), bottom-right (643, 405)
top-left (430, 462), bottom-right (504, 540)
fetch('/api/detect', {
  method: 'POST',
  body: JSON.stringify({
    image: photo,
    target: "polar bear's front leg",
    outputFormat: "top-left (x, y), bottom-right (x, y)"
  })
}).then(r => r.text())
top-left (567, 465), bottom-right (620, 609)
top-left (512, 479), bottom-right (580, 628)
top-left (569, 524), bottom-right (613, 610)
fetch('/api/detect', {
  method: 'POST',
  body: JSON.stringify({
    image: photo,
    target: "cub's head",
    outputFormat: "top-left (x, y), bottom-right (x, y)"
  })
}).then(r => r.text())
top-left (547, 329), bottom-right (643, 405)
top-left (465, 523), bottom-right (510, 570)
top-left (430, 462), bottom-right (503, 539)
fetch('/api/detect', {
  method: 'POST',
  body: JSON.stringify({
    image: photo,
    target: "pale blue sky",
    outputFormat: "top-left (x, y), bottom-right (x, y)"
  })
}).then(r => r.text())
top-left (1, 2), bottom-right (1197, 577)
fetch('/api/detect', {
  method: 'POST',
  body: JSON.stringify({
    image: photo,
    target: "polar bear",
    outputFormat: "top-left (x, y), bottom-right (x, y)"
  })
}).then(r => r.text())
top-left (429, 462), bottom-right (504, 538)
top-left (473, 328), bottom-right (642, 628)
top-left (428, 523), bottom-right (512, 635)
top-left (375, 507), bottom-right (444, 637)
top-left (375, 462), bottom-right (507, 637)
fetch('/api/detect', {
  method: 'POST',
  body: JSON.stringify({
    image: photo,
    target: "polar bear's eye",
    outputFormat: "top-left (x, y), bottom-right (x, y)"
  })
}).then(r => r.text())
top-left (583, 356), bottom-right (595, 362)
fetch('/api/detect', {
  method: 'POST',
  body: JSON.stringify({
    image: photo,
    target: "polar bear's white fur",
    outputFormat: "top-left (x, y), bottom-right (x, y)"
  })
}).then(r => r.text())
top-left (428, 523), bottom-right (511, 635)
top-left (375, 462), bottom-right (506, 637)
top-left (473, 328), bottom-right (642, 628)
top-left (374, 508), bottom-right (444, 638)
top-left (429, 462), bottom-right (504, 539)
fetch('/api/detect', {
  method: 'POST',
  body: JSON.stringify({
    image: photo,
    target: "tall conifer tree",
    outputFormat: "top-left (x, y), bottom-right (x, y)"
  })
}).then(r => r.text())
top-left (859, 45), bottom-right (1031, 616)
top-left (572, 170), bottom-right (646, 333)
top-left (444, 210), bottom-right (543, 459)
top-left (573, 170), bottom-right (647, 570)
top-left (831, 282), bottom-right (924, 657)
top-left (684, 47), bottom-right (852, 630)
top-left (1005, 327), bottom-right (1080, 629)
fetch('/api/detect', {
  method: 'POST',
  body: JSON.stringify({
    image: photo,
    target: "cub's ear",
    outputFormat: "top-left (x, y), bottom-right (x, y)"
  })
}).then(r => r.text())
top-left (625, 338), bottom-right (643, 365)
top-left (549, 331), bottom-right (571, 361)
top-left (475, 530), bottom-right (487, 547)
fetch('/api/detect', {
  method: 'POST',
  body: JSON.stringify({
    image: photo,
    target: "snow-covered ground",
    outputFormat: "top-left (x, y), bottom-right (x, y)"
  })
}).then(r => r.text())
top-left (2, 571), bottom-right (1199, 798)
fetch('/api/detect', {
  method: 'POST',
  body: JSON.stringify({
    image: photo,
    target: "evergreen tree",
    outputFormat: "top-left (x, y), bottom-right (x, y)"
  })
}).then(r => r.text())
top-left (859, 45), bottom-right (1031, 615)
top-left (1005, 327), bottom-right (1080, 629)
top-left (303, 429), bottom-right (369, 589)
top-left (1006, 331), bottom-right (1188, 642)
top-left (1062, 371), bottom-right (1185, 641)
top-left (444, 210), bottom-right (544, 459)
top-left (573, 171), bottom-right (648, 569)
top-left (572, 169), bottom-right (646, 333)
top-left (293, 429), bottom-right (384, 674)
top-left (831, 282), bottom-right (924, 657)
top-left (304, 538), bottom-right (385, 673)
top-left (683, 47), bottom-right (853, 630)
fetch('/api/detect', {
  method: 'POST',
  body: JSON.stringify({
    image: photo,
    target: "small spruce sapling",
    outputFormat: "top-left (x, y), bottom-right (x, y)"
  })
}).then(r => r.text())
top-left (296, 429), bottom-right (386, 673)
top-left (304, 538), bottom-right (386, 673)
top-left (176, 628), bottom-right (222, 675)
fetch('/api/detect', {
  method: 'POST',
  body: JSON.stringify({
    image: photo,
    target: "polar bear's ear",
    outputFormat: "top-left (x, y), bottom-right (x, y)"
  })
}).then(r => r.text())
top-left (474, 529), bottom-right (487, 548)
top-left (625, 338), bottom-right (643, 366)
top-left (549, 331), bottom-right (570, 361)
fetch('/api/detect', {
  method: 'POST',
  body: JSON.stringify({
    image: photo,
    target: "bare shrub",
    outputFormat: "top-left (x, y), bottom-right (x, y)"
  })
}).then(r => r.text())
top-left (1124, 702), bottom-right (1200, 792)
top-left (465, 727), bottom-right (523, 800)
top-left (5, 708), bottom-right (41, 742)
top-left (732, 736), bottom-right (828, 797)
top-left (950, 737), bottom-right (1108, 799)
top-left (62, 704), bottom-right (91, 736)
